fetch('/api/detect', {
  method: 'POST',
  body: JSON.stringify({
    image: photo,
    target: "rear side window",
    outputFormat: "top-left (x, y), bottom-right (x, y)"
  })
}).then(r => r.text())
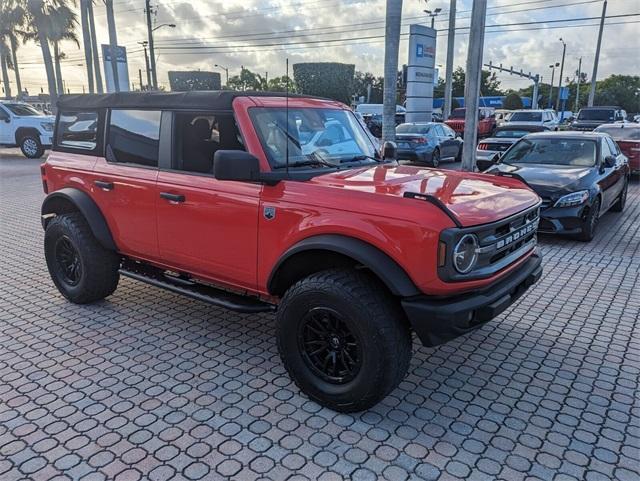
top-left (107, 110), bottom-right (161, 167)
top-left (58, 111), bottom-right (99, 150)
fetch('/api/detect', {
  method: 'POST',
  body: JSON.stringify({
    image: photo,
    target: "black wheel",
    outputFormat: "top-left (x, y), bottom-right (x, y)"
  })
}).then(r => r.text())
top-left (276, 269), bottom-right (412, 412)
top-left (45, 212), bottom-right (120, 303)
top-left (431, 148), bottom-right (440, 167)
top-left (455, 145), bottom-right (463, 162)
top-left (611, 179), bottom-right (628, 212)
top-left (20, 135), bottom-right (44, 159)
top-left (578, 197), bottom-right (600, 242)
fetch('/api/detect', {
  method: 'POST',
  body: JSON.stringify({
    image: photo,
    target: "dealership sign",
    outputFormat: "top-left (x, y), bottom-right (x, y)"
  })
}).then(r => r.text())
top-left (406, 25), bottom-right (436, 123)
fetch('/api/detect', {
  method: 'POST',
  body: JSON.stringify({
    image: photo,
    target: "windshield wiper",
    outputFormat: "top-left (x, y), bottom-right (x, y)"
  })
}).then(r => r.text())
top-left (340, 154), bottom-right (381, 163)
top-left (284, 152), bottom-right (337, 169)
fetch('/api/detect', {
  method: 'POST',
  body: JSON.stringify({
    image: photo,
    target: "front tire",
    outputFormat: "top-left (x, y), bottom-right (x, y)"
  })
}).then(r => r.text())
top-left (44, 213), bottom-right (120, 303)
top-left (20, 135), bottom-right (44, 159)
top-left (578, 198), bottom-right (600, 242)
top-left (431, 148), bottom-right (440, 167)
top-left (276, 269), bottom-right (412, 412)
top-left (611, 179), bottom-right (628, 212)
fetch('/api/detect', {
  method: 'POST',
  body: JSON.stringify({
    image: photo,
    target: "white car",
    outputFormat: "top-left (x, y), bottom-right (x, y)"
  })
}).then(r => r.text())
top-left (505, 109), bottom-right (559, 130)
top-left (0, 101), bottom-right (55, 158)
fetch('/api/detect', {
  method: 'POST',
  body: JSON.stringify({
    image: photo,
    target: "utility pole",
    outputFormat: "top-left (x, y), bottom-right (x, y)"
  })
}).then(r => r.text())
top-left (461, 0), bottom-right (487, 172)
top-left (87, 0), bottom-right (103, 93)
top-left (589, 0), bottom-right (607, 106)
top-left (556, 38), bottom-right (566, 111)
top-left (80, 0), bottom-right (94, 93)
top-left (443, 0), bottom-right (456, 120)
top-left (575, 57), bottom-right (582, 112)
top-left (548, 63), bottom-right (558, 109)
top-left (105, 0), bottom-right (120, 92)
top-left (382, 0), bottom-right (403, 142)
top-left (145, 0), bottom-right (158, 89)
top-left (139, 42), bottom-right (151, 89)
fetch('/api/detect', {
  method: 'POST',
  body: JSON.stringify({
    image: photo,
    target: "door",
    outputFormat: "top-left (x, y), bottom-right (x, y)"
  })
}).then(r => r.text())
top-left (438, 124), bottom-right (458, 158)
top-left (92, 109), bottom-right (161, 260)
top-left (155, 111), bottom-right (260, 291)
top-left (597, 137), bottom-right (622, 210)
top-left (0, 105), bottom-right (11, 144)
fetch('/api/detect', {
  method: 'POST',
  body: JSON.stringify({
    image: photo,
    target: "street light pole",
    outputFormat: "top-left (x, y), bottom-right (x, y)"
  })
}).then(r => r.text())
top-left (215, 64), bottom-right (229, 86)
top-left (589, 0), bottom-right (607, 106)
top-left (548, 63), bottom-right (558, 109)
top-left (575, 57), bottom-right (582, 112)
top-left (138, 41), bottom-right (151, 89)
top-left (460, 0), bottom-right (487, 172)
top-left (145, 0), bottom-right (157, 89)
top-left (556, 38), bottom-right (566, 111)
top-left (443, 0), bottom-right (456, 120)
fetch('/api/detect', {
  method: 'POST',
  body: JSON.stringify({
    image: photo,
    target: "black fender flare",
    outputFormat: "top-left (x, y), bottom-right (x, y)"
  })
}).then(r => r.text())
top-left (14, 127), bottom-right (41, 145)
top-left (41, 188), bottom-right (117, 251)
top-left (267, 234), bottom-right (420, 297)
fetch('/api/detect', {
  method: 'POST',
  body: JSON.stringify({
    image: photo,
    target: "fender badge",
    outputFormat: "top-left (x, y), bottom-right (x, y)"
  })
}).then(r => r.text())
top-left (263, 206), bottom-right (276, 220)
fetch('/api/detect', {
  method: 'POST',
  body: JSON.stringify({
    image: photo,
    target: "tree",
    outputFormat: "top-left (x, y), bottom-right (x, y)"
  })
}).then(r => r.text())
top-left (352, 70), bottom-right (384, 103)
top-left (450, 67), bottom-right (503, 97)
top-left (168, 71), bottom-right (221, 91)
top-left (503, 92), bottom-right (523, 110)
top-left (227, 67), bottom-right (267, 91)
top-left (292, 62), bottom-right (355, 103)
top-left (0, 0), bottom-right (27, 97)
top-left (104, 0), bottom-right (119, 92)
top-left (47, 4), bottom-right (79, 95)
top-left (594, 75), bottom-right (640, 113)
top-left (382, 0), bottom-right (402, 141)
top-left (25, 0), bottom-right (62, 107)
top-left (266, 75), bottom-right (295, 92)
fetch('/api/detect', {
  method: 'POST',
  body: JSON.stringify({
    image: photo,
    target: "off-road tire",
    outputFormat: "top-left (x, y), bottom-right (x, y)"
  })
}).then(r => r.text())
top-left (20, 135), bottom-right (44, 159)
top-left (44, 212), bottom-right (120, 303)
top-left (578, 197), bottom-right (600, 242)
top-left (431, 148), bottom-right (440, 168)
top-left (276, 268), bottom-right (412, 412)
top-left (611, 179), bottom-right (628, 212)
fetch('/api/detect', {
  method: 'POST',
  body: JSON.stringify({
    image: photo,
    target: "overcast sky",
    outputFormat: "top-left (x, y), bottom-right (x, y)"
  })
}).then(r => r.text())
top-left (14, 0), bottom-right (640, 96)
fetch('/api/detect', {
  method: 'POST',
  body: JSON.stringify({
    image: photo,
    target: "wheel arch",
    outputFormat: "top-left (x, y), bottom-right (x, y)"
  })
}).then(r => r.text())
top-left (41, 188), bottom-right (117, 251)
top-left (14, 127), bottom-right (41, 145)
top-left (267, 234), bottom-right (420, 298)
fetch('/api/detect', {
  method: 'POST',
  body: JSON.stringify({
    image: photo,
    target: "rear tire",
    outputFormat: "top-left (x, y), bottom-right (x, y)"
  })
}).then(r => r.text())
top-left (611, 179), bottom-right (628, 212)
top-left (455, 145), bottom-right (463, 162)
top-left (431, 148), bottom-right (440, 167)
top-left (578, 198), bottom-right (600, 242)
top-left (20, 135), bottom-right (44, 159)
top-left (44, 213), bottom-right (120, 303)
top-left (276, 268), bottom-right (412, 412)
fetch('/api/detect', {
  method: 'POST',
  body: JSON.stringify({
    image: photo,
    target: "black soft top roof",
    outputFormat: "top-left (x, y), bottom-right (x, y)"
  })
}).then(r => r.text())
top-left (57, 90), bottom-right (317, 111)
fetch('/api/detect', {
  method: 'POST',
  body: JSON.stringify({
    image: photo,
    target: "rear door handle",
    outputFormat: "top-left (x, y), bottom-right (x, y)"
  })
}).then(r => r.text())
top-left (94, 180), bottom-right (114, 190)
top-left (160, 192), bottom-right (185, 203)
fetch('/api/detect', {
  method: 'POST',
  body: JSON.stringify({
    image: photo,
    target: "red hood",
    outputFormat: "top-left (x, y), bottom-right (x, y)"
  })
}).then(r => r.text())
top-left (309, 164), bottom-right (540, 227)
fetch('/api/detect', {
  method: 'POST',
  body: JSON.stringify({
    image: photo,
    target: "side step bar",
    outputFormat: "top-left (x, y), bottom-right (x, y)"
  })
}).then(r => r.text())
top-left (119, 262), bottom-right (275, 314)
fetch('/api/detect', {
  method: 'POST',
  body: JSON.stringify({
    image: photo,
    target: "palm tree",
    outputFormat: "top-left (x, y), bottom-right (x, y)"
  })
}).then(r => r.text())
top-left (382, 0), bottom-right (403, 142)
top-left (47, 5), bottom-right (79, 95)
top-left (0, 0), bottom-right (27, 97)
top-left (104, 0), bottom-right (120, 92)
top-left (0, 41), bottom-right (11, 98)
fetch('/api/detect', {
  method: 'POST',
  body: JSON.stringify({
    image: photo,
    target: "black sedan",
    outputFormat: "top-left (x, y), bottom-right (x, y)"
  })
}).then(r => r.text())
top-left (487, 132), bottom-right (630, 241)
top-left (395, 122), bottom-right (463, 167)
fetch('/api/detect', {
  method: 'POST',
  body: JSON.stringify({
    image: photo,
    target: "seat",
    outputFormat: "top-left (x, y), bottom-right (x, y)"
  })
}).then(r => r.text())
top-left (182, 118), bottom-right (215, 173)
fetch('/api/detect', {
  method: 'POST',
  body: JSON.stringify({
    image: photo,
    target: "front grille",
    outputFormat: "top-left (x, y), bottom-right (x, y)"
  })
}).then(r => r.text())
top-left (540, 198), bottom-right (553, 210)
top-left (439, 204), bottom-right (540, 282)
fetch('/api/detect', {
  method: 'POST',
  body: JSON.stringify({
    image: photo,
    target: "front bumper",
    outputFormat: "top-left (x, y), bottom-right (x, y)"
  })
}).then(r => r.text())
top-left (39, 134), bottom-right (53, 146)
top-left (401, 252), bottom-right (542, 347)
top-left (538, 204), bottom-right (587, 234)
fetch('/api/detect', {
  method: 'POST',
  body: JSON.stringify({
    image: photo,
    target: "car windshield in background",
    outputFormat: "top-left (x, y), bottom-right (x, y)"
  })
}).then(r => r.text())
top-left (250, 107), bottom-right (378, 170)
top-left (578, 109), bottom-right (614, 121)
top-left (450, 109), bottom-right (466, 119)
top-left (4, 103), bottom-right (42, 116)
top-left (494, 129), bottom-right (532, 138)
top-left (501, 138), bottom-right (597, 167)
top-left (509, 112), bottom-right (542, 122)
top-left (397, 124), bottom-right (430, 134)
top-left (595, 126), bottom-right (640, 141)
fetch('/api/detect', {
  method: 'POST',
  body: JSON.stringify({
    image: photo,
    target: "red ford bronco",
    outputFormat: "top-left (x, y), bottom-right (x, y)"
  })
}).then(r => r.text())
top-left (445, 107), bottom-right (497, 138)
top-left (41, 91), bottom-right (542, 412)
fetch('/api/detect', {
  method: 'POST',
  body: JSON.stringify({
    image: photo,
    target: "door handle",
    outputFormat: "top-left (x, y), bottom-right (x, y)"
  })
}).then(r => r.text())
top-left (160, 192), bottom-right (185, 203)
top-left (94, 180), bottom-right (114, 190)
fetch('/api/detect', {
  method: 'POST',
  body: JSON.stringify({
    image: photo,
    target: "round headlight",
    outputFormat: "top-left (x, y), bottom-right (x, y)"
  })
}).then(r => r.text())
top-left (453, 234), bottom-right (479, 274)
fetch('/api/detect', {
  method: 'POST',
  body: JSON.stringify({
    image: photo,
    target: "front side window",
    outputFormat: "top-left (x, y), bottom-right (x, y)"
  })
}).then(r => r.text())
top-left (58, 111), bottom-right (99, 150)
top-left (501, 138), bottom-right (597, 167)
top-left (4, 103), bottom-right (42, 116)
top-left (578, 109), bottom-right (614, 121)
top-left (173, 112), bottom-right (244, 174)
top-left (250, 107), bottom-right (377, 170)
top-left (510, 112), bottom-right (542, 122)
top-left (107, 110), bottom-right (161, 167)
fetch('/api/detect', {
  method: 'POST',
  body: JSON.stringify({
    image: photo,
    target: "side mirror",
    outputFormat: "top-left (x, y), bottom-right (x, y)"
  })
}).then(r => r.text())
top-left (604, 155), bottom-right (616, 168)
top-left (1, 117), bottom-right (9, 123)
top-left (214, 150), bottom-right (261, 182)
top-left (381, 141), bottom-right (397, 161)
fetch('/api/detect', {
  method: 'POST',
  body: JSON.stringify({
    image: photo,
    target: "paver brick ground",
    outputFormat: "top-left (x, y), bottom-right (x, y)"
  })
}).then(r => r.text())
top-left (1, 151), bottom-right (638, 480)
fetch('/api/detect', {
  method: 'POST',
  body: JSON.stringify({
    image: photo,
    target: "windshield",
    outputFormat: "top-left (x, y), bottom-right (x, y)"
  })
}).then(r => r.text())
top-left (594, 126), bottom-right (640, 141)
top-left (578, 109), bottom-right (614, 121)
top-left (450, 108), bottom-right (466, 119)
top-left (494, 129), bottom-right (532, 138)
top-left (250, 107), bottom-right (378, 170)
top-left (4, 103), bottom-right (43, 116)
top-left (501, 138), bottom-right (597, 167)
top-left (509, 112), bottom-right (542, 122)
top-left (397, 124), bottom-right (430, 134)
